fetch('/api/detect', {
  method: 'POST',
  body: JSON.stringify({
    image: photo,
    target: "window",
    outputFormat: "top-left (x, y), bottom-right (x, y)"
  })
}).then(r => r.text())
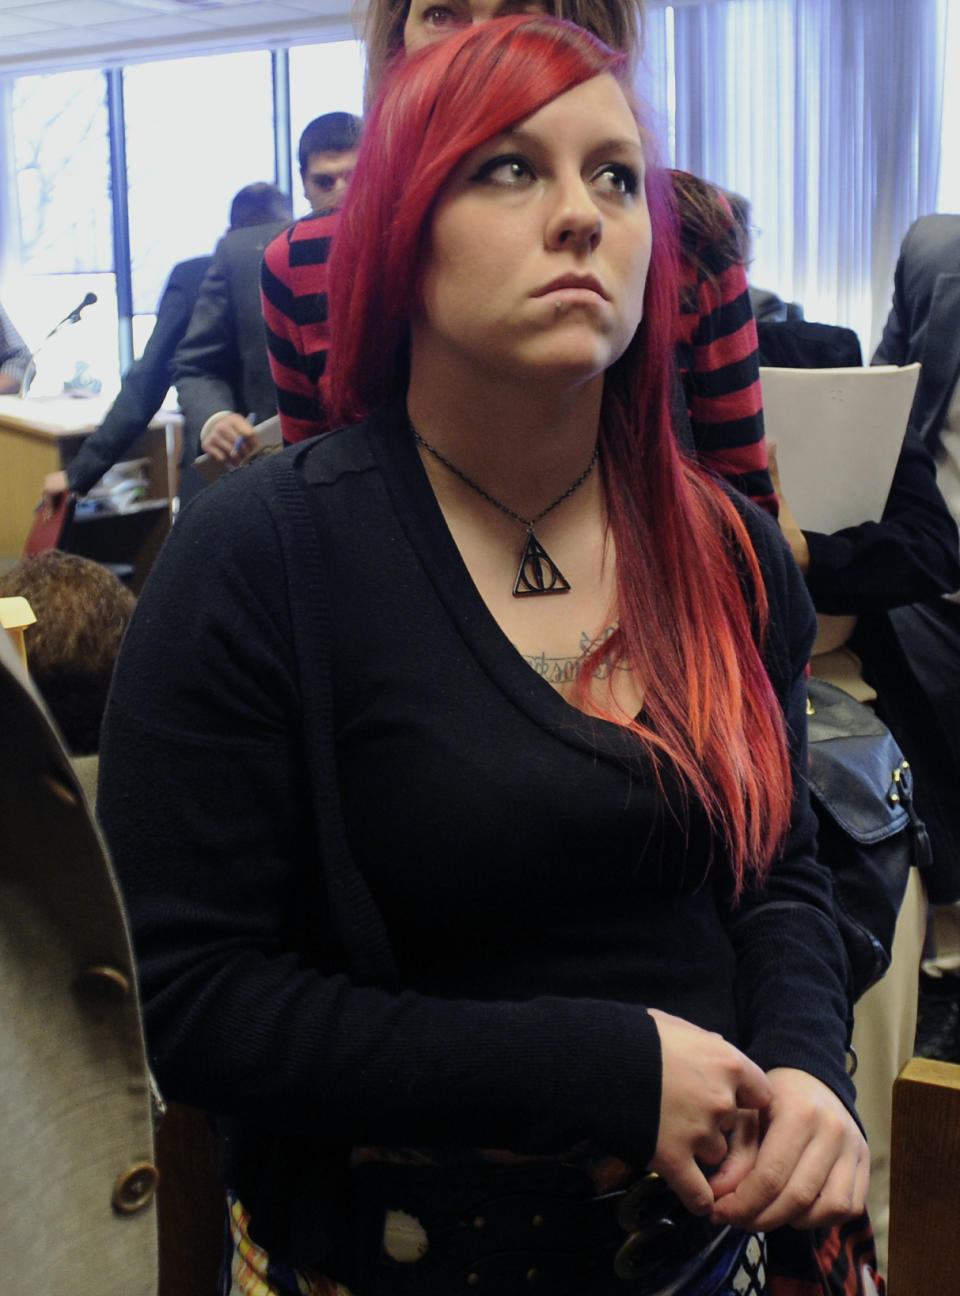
top-left (3, 9), bottom-right (956, 380)
top-left (937, 0), bottom-right (960, 210)
top-left (8, 68), bottom-right (118, 395)
top-left (124, 50), bottom-right (276, 318)
top-left (13, 68), bottom-right (112, 277)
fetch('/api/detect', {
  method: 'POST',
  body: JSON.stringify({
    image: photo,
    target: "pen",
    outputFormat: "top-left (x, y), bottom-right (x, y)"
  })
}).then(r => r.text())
top-left (232, 412), bottom-right (259, 459)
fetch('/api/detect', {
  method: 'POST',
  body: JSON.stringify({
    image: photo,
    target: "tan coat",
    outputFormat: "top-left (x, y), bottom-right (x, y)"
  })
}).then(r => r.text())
top-left (0, 626), bottom-right (158, 1293)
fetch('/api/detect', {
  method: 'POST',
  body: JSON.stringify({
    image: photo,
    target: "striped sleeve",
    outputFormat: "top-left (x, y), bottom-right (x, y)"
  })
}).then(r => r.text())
top-left (674, 238), bottom-right (778, 516)
top-left (261, 211), bottom-right (340, 444)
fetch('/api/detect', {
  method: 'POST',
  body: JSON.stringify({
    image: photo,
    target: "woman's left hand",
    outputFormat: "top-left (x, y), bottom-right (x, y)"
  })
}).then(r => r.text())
top-left (706, 1067), bottom-right (869, 1231)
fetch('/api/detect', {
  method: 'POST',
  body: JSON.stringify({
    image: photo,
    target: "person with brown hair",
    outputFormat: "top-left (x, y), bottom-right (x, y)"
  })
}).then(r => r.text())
top-left (0, 551), bottom-right (135, 757)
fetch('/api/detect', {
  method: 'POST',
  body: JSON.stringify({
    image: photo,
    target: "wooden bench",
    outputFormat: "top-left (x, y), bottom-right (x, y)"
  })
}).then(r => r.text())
top-left (887, 1056), bottom-right (960, 1294)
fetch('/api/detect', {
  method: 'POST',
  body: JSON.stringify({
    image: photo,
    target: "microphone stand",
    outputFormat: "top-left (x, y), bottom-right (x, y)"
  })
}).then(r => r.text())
top-left (18, 294), bottom-right (98, 399)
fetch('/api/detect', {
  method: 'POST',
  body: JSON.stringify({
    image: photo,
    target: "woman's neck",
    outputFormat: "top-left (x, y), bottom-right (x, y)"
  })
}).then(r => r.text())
top-left (406, 357), bottom-right (605, 522)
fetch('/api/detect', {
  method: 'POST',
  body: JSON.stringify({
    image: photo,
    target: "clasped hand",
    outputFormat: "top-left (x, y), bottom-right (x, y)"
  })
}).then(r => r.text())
top-left (648, 1008), bottom-right (869, 1232)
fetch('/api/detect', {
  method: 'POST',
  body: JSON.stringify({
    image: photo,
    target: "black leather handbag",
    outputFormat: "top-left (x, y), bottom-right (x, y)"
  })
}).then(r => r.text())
top-left (805, 677), bottom-right (929, 1000)
top-left (337, 1162), bottom-right (765, 1296)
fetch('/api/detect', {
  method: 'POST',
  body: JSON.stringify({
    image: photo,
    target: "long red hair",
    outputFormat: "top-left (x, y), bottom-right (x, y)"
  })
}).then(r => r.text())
top-left (328, 16), bottom-right (792, 890)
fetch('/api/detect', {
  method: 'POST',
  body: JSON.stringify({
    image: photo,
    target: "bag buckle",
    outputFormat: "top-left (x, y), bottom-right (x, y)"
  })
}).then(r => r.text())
top-left (613, 1218), bottom-right (684, 1280)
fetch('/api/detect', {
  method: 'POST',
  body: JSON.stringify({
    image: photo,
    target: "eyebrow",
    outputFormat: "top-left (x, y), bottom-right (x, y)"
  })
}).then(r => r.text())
top-left (497, 127), bottom-right (643, 157)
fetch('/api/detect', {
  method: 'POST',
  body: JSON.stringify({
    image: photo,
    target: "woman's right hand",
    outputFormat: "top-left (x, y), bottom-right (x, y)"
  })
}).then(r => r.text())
top-left (647, 1008), bottom-right (772, 1216)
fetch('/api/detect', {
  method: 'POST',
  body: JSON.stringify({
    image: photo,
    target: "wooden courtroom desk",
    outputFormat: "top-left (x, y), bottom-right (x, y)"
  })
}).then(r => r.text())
top-left (0, 395), bottom-right (181, 590)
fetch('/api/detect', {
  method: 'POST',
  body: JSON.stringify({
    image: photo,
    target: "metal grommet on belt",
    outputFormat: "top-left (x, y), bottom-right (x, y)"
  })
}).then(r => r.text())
top-left (111, 1161), bottom-right (159, 1215)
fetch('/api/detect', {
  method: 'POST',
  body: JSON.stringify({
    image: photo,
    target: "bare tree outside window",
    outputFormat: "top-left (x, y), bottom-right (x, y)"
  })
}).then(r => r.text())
top-left (13, 70), bottom-right (112, 274)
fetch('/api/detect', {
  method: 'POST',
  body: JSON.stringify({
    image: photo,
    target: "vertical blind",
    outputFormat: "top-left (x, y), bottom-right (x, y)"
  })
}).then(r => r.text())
top-left (639, 0), bottom-right (951, 354)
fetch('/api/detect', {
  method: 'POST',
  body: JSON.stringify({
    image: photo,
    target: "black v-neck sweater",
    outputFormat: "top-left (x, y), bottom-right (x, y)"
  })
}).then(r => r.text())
top-left (100, 403), bottom-right (853, 1266)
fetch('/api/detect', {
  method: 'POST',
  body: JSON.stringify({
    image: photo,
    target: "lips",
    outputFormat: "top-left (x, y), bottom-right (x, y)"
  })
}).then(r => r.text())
top-left (532, 274), bottom-right (610, 301)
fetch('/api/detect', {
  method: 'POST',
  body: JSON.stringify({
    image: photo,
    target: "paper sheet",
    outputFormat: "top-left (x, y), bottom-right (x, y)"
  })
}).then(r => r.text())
top-left (760, 363), bottom-right (921, 534)
top-left (0, 597), bottom-right (37, 670)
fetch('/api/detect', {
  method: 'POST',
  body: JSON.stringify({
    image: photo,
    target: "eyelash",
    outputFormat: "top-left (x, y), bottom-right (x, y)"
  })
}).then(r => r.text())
top-left (594, 163), bottom-right (641, 197)
top-left (472, 155), bottom-right (534, 185)
top-left (471, 154), bottom-right (641, 198)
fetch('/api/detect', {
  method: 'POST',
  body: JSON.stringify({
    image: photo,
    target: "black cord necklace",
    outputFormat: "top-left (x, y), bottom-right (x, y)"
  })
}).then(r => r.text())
top-left (412, 425), bottom-right (600, 597)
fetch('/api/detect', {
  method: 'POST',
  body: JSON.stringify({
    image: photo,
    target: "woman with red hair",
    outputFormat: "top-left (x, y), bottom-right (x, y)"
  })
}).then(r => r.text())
top-left (262, 0), bottom-right (775, 515)
top-left (101, 18), bottom-right (869, 1296)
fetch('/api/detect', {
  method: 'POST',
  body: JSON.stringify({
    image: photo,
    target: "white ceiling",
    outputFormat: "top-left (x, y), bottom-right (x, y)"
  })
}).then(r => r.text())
top-left (0, 0), bottom-right (359, 75)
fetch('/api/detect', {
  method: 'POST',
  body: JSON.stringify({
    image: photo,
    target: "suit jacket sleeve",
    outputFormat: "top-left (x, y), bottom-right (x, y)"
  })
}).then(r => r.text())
top-left (803, 428), bottom-right (960, 613)
top-left (173, 243), bottom-right (240, 454)
top-left (66, 263), bottom-right (201, 495)
top-left (872, 240), bottom-right (910, 366)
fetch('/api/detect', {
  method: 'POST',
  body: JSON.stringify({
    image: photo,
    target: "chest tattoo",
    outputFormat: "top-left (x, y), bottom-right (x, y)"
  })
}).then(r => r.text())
top-left (522, 626), bottom-right (625, 685)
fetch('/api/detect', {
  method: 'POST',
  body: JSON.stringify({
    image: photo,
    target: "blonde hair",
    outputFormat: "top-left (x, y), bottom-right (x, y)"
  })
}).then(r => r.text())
top-left (357, 0), bottom-right (645, 109)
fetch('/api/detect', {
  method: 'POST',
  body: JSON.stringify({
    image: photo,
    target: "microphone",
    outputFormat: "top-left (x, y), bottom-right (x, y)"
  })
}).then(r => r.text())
top-left (52, 291), bottom-right (98, 333)
top-left (19, 292), bottom-right (99, 398)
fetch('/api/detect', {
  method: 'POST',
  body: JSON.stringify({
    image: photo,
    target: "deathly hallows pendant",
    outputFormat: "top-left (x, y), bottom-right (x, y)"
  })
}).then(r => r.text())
top-left (513, 530), bottom-right (571, 597)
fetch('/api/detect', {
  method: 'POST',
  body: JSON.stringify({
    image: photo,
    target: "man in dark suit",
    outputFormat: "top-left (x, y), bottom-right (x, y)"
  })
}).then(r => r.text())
top-left (873, 214), bottom-right (960, 456)
top-left (189, 112), bottom-right (361, 470)
top-left (41, 182), bottom-right (292, 502)
top-left (870, 214), bottom-right (960, 936)
top-left (172, 216), bottom-right (293, 481)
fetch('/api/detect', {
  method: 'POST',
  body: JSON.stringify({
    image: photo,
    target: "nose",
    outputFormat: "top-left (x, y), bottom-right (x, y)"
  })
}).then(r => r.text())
top-left (544, 177), bottom-right (603, 254)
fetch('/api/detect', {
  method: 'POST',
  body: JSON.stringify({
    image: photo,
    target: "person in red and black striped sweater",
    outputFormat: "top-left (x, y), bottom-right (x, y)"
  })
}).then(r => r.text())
top-left (261, 210), bottom-right (339, 445)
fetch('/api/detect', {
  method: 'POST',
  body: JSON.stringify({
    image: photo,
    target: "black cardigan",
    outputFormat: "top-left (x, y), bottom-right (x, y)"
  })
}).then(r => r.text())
top-left (100, 404), bottom-right (853, 1266)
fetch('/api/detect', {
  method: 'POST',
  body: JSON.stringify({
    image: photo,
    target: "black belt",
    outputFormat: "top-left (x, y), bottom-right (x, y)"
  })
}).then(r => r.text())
top-left (333, 1161), bottom-right (734, 1295)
